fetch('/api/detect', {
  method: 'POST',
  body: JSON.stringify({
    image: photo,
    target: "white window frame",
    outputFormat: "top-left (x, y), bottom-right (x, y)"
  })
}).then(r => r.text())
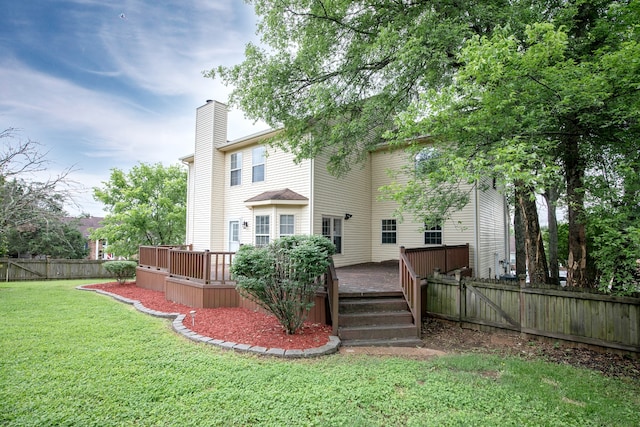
top-left (424, 223), bottom-right (443, 245)
top-left (252, 146), bottom-right (265, 183)
top-left (381, 219), bottom-right (397, 244)
top-left (322, 216), bottom-right (342, 254)
top-left (255, 215), bottom-right (270, 246)
top-left (230, 152), bottom-right (242, 186)
top-left (279, 214), bottom-right (294, 237)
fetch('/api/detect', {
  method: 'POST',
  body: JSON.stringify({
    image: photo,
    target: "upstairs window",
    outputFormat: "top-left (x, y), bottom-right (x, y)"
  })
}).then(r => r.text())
top-left (279, 214), bottom-right (294, 237)
top-left (230, 152), bottom-right (242, 186)
top-left (252, 146), bottom-right (265, 183)
top-left (424, 223), bottom-right (442, 245)
top-left (322, 217), bottom-right (342, 254)
top-left (381, 219), bottom-right (397, 244)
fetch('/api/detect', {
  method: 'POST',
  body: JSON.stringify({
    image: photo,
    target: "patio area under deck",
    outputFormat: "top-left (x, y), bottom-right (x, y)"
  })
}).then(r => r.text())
top-left (335, 261), bottom-right (402, 296)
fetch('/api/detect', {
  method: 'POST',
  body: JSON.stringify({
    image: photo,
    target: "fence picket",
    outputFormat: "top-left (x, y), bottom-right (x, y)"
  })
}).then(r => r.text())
top-left (426, 277), bottom-right (640, 353)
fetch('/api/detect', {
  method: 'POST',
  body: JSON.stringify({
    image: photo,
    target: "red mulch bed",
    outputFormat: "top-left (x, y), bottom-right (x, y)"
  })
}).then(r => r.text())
top-left (83, 282), bottom-right (332, 351)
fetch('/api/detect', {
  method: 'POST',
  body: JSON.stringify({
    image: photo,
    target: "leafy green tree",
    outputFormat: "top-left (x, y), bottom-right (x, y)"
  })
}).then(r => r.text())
top-left (396, 11), bottom-right (639, 287)
top-left (91, 163), bottom-right (187, 258)
top-left (1, 129), bottom-right (76, 257)
top-left (213, 1), bottom-right (640, 289)
top-left (231, 235), bottom-right (335, 334)
top-left (6, 216), bottom-right (87, 259)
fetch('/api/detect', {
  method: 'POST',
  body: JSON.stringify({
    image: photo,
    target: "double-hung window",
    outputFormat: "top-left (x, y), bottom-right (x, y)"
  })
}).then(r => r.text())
top-left (381, 219), bottom-right (397, 244)
top-left (255, 215), bottom-right (270, 246)
top-left (322, 217), bottom-right (342, 254)
top-left (230, 152), bottom-right (242, 186)
top-left (279, 214), bottom-right (294, 237)
top-left (424, 223), bottom-right (442, 245)
top-left (252, 146), bottom-right (265, 183)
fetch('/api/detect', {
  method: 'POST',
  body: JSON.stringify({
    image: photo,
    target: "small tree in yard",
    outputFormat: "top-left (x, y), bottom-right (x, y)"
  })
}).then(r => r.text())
top-left (231, 235), bottom-right (335, 334)
top-left (104, 261), bottom-right (137, 284)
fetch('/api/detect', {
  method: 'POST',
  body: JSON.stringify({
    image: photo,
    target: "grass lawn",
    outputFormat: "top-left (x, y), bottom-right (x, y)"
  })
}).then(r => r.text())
top-left (1, 279), bottom-right (639, 426)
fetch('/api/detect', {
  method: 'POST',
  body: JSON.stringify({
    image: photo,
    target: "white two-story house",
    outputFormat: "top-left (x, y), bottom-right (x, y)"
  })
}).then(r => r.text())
top-left (181, 100), bottom-right (510, 278)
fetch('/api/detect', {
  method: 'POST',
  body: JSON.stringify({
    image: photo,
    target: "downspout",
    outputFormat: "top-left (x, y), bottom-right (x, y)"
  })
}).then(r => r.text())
top-left (474, 182), bottom-right (480, 277)
top-left (504, 194), bottom-right (511, 274)
top-left (309, 158), bottom-right (315, 235)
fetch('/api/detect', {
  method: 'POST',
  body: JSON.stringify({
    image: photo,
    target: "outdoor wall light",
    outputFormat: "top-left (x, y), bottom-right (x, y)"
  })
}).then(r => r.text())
top-left (344, 213), bottom-right (353, 220)
top-left (242, 221), bottom-right (249, 229)
top-left (189, 310), bottom-right (196, 327)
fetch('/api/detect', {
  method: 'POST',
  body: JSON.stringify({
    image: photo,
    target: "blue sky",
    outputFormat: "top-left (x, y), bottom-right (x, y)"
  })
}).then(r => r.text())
top-left (1, 0), bottom-right (266, 216)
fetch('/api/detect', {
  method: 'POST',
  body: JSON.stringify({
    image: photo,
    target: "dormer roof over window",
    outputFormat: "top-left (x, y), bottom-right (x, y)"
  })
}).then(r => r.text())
top-left (244, 188), bottom-right (309, 207)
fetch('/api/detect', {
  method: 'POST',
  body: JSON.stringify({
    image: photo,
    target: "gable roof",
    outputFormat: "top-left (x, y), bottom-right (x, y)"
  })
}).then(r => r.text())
top-left (62, 216), bottom-right (104, 238)
top-left (244, 188), bottom-right (309, 207)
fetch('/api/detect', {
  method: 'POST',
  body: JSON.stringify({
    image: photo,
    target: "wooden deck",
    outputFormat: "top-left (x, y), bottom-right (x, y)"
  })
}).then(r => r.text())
top-left (335, 262), bottom-right (401, 295)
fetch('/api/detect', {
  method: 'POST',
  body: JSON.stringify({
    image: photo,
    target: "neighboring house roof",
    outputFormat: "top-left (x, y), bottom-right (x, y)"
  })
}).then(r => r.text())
top-left (64, 216), bottom-right (104, 238)
top-left (244, 188), bottom-right (309, 207)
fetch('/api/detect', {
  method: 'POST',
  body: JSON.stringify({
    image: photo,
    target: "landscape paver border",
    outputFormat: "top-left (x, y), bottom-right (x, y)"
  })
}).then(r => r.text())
top-left (77, 285), bottom-right (340, 358)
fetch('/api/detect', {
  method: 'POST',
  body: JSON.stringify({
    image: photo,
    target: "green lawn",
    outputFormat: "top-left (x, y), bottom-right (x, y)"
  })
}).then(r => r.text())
top-left (1, 280), bottom-right (638, 426)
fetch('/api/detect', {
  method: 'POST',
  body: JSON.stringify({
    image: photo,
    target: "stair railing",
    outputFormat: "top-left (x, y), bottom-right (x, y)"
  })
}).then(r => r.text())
top-left (324, 259), bottom-right (339, 335)
top-left (399, 247), bottom-right (422, 338)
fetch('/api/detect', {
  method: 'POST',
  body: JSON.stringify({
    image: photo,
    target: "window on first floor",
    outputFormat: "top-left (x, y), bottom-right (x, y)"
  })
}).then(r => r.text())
top-left (255, 215), bottom-right (270, 246)
top-left (381, 219), bottom-right (397, 244)
top-left (322, 216), bottom-right (342, 254)
top-left (424, 223), bottom-right (442, 245)
top-left (279, 214), bottom-right (294, 237)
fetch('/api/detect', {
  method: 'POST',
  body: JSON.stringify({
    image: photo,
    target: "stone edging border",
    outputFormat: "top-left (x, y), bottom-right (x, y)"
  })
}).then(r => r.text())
top-left (76, 285), bottom-right (340, 358)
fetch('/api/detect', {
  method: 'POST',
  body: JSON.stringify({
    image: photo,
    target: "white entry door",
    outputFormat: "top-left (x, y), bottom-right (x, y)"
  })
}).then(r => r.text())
top-left (229, 221), bottom-right (240, 252)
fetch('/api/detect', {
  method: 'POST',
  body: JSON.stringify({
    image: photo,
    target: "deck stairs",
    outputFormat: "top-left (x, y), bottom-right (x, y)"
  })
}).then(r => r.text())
top-left (338, 290), bottom-right (424, 347)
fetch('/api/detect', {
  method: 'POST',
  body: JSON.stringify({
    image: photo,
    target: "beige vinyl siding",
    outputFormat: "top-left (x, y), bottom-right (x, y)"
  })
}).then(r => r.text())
top-left (222, 145), bottom-right (312, 249)
top-left (370, 149), bottom-right (423, 262)
top-left (370, 148), bottom-right (478, 271)
top-left (190, 100), bottom-right (227, 251)
top-left (476, 178), bottom-right (509, 278)
top-left (443, 184), bottom-right (477, 273)
top-left (185, 160), bottom-right (195, 245)
top-left (312, 153), bottom-right (372, 267)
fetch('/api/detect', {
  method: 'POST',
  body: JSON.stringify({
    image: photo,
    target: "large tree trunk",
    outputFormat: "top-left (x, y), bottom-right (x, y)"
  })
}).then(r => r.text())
top-left (563, 134), bottom-right (589, 287)
top-left (544, 186), bottom-right (560, 284)
top-left (516, 182), bottom-right (549, 285)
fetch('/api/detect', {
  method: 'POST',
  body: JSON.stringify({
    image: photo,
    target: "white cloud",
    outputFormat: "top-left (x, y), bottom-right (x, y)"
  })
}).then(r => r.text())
top-left (1, 1), bottom-right (268, 216)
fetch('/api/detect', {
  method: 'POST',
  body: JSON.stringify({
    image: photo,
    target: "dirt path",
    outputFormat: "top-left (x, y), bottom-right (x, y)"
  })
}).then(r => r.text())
top-left (344, 319), bottom-right (639, 380)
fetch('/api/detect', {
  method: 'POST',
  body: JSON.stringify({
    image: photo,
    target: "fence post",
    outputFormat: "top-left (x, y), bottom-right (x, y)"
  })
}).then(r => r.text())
top-left (518, 274), bottom-right (527, 334)
top-left (458, 273), bottom-right (464, 324)
top-left (444, 245), bottom-right (448, 274)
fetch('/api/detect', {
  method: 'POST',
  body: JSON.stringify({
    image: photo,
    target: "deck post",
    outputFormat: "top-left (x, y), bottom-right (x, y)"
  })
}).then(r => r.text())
top-left (203, 250), bottom-right (211, 285)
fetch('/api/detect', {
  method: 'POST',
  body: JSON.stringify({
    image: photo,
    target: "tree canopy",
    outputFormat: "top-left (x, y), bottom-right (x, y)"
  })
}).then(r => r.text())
top-left (213, 0), bottom-right (640, 292)
top-left (1, 128), bottom-right (82, 258)
top-left (91, 163), bottom-right (187, 258)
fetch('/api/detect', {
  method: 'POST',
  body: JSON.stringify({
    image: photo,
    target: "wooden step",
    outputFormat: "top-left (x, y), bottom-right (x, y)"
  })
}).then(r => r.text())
top-left (340, 337), bottom-right (424, 348)
top-left (339, 290), bottom-right (404, 299)
top-left (339, 310), bottom-right (413, 327)
top-left (338, 324), bottom-right (418, 341)
top-left (339, 297), bottom-right (408, 314)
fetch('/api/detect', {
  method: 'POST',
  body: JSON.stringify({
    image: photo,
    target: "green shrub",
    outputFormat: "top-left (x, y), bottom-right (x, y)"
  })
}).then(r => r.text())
top-left (231, 235), bottom-right (335, 334)
top-left (103, 260), bottom-right (138, 284)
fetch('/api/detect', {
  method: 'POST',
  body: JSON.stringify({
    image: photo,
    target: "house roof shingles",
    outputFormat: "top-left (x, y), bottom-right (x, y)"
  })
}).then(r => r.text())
top-left (245, 188), bottom-right (308, 206)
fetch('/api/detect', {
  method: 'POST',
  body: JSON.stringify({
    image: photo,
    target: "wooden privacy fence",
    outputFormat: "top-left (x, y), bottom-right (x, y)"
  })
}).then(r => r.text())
top-left (0, 258), bottom-right (115, 281)
top-left (425, 276), bottom-right (640, 352)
